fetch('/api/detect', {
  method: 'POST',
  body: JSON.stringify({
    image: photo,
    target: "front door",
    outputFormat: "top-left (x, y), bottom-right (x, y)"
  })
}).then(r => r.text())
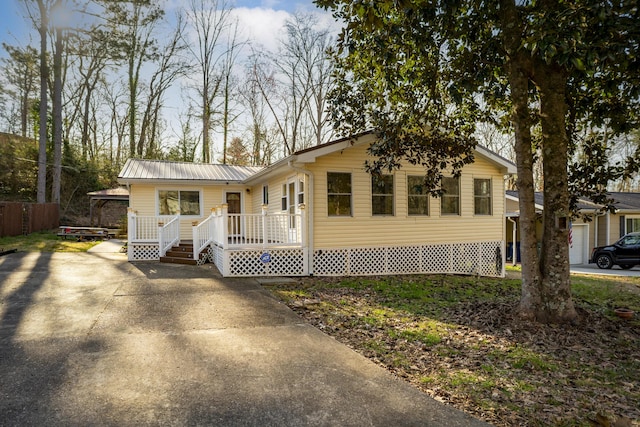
top-left (226, 192), bottom-right (241, 237)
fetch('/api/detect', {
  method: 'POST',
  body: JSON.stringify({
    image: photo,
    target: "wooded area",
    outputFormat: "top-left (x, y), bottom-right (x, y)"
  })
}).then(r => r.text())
top-left (0, 0), bottom-right (336, 216)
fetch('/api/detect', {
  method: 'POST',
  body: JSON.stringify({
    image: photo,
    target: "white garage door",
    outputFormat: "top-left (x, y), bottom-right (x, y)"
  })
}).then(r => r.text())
top-left (569, 225), bottom-right (586, 265)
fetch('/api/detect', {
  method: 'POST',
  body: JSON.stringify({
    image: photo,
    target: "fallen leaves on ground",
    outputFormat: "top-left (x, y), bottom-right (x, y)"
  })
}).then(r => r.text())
top-left (267, 276), bottom-right (640, 427)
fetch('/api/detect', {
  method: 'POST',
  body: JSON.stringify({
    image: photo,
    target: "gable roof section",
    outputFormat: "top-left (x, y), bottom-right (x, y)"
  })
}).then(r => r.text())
top-left (607, 192), bottom-right (640, 210)
top-left (118, 159), bottom-right (263, 184)
top-left (506, 190), bottom-right (640, 212)
top-left (293, 132), bottom-right (516, 174)
top-left (246, 132), bottom-right (516, 184)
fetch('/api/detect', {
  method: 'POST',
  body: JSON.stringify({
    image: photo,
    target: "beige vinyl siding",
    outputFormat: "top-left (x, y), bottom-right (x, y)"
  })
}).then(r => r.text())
top-left (306, 143), bottom-right (506, 248)
top-left (129, 183), bottom-right (251, 240)
top-left (251, 172), bottom-right (307, 215)
top-left (505, 197), bottom-right (520, 213)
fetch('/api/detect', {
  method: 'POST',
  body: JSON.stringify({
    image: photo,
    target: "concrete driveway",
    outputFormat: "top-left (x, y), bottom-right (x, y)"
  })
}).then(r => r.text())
top-left (0, 244), bottom-right (488, 426)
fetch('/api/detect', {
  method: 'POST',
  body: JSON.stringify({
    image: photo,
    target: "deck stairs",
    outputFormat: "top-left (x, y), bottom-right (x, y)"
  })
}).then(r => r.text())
top-left (160, 242), bottom-right (207, 265)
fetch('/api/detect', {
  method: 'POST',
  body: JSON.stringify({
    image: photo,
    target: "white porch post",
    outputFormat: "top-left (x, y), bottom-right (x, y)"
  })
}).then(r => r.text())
top-left (299, 203), bottom-right (306, 247)
top-left (221, 204), bottom-right (228, 248)
top-left (158, 220), bottom-right (165, 257)
top-left (127, 208), bottom-right (136, 260)
top-left (299, 203), bottom-right (308, 275)
top-left (209, 207), bottom-right (215, 246)
top-left (192, 220), bottom-right (199, 260)
top-left (262, 204), bottom-right (268, 249)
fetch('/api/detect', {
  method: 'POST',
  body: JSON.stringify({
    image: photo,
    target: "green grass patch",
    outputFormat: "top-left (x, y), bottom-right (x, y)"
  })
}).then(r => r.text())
top-left (571, 274), bottom-right (640, 313)
top-left (269, 271), bottom-right (640, 426)
top-left (0, 231), bottom-right (100, 252)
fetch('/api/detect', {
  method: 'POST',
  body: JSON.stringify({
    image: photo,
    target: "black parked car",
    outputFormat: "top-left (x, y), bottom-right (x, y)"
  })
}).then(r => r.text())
top-left (589, 232), bottom-right (640, 269)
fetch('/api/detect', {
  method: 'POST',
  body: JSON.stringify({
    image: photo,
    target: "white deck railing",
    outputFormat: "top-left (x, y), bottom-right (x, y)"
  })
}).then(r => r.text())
top-left (159, 216), bottom-right (180, 257)
top-left (127, 205), bottom-right (305, 260)
top-left (193, 213), bottom-right (215, 260)
top-left (211, 205), bottom-right (304, 249)
top-left (127, 210), bottom-right (177, 242)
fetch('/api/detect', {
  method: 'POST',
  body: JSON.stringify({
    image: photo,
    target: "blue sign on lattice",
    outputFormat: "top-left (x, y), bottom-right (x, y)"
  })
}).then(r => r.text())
top-left (260, 252), bottom-right (271, 263)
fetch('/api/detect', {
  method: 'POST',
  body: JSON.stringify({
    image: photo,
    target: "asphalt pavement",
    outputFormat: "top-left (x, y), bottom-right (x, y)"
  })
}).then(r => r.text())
top-left (0, 242), bottom-right (489, 426)
top-left (571, 263), bottom-right (640, 277)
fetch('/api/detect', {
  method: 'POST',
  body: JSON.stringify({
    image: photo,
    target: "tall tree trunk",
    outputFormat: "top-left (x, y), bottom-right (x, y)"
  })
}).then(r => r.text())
top-left (508, 53), bottom-right (542, 320)
top-left (533, 61), bottom-right (577, 323)
top-left (51, 23), bottom-right (63, 205)
top-left (129, 59), bottom-right (137, 157)
top-left (500, 0), bottom-right (577, 323)
top-left (499, 0), bottom-right (544, 321)
top-left (222, 73), bottom-right (229, 164)
top-left (202, 96), bottom-right (210, 163)
top-left (36, 0), bottom-right (48, 204)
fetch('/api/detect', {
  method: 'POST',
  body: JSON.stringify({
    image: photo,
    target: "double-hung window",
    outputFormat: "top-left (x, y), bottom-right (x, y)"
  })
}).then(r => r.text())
top-left (441, 177), bottom-right (460, 215)
top-left (407, 175), bottom-right (429, 216)
top-left (372, 174), bottom-right (394, 216)
top-left (158, 190), bottom-right (201, 216)
top-left (327, 172), bottom-right (352, 216)
top-left (474, 178), bottom-right (492, 215)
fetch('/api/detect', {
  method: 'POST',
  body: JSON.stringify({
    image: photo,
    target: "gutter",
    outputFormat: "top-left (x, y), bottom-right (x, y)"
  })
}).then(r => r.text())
top-left (288, 160), bottom-right (314, 275)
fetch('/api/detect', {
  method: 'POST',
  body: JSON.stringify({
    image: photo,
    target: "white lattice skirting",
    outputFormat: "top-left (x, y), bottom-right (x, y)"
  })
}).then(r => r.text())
top-left (130, 241), bottom-right (504, 278)
top-left (221, 248), bottom-right (308, 277)
top-left (211, 241), bottom-right (503, 278)
top-left (313, 241), bottom-right (504, 277)
top-left (129, 243), bottom-right (160, 261)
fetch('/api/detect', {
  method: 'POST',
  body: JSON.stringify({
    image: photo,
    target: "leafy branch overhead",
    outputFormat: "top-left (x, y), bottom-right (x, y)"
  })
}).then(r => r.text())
top-left (317, 0), bottom-right (640, 323)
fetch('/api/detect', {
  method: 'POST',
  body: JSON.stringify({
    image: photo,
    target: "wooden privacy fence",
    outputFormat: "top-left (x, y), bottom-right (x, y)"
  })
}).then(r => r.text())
top-left (0, 202), bottom-right (59, 237)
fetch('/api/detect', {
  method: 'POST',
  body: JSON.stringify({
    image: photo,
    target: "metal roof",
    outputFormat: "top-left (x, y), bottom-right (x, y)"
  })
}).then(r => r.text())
top-left (118, 159), bottom-right (264, 183)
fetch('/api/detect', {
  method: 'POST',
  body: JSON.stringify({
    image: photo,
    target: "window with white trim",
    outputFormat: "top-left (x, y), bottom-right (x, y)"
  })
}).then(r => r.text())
top-left (625, 216), bottom-right (640, 233)
top-left (441, 177), bottom-right (460, 215)
top-left (158, 190), bottom-right (201, 216)
top-left (281, 184), bottom-right (287, 211)
top-left (372, 174), bottom-right (394, 216)
top-left (298, 179), bottom-right (304, 204)
top-left (327, 172), bottom-right (352, 216)
top-left (474, 178), bottom-right (492, 215)
top-left (407, 175), bottom-right (429, 216)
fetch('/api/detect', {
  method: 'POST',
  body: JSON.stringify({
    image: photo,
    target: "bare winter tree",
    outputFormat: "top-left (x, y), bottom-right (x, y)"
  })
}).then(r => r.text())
top-left (251, 13), bottom-right (336, 156)
top-left (219, 20), bottom-right (245, 164)
top-left (101, 0), bottom-right (163, 158)
top-left (63, 24), bottom-right (111, 161)
top-left (137, 13), bottom-right (188, 158)
top-left (102, 79), bottom-right (129, 168)
top-left (240, 54), bottom-right (272, 166)
top-left (1, 43), bottom-right (39, 138)
top-left (185, 0), bottom-right (236, 163)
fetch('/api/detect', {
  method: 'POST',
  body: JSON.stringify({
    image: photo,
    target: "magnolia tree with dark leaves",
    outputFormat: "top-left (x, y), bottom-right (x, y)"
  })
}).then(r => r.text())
top-left (316, 0), bottom-right (640, 323)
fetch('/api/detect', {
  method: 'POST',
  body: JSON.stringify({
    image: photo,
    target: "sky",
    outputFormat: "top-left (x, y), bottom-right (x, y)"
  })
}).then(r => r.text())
top-left (0, 0), bottom-right (333, 57)
top-left (0, 0), bottom-right (339, 155)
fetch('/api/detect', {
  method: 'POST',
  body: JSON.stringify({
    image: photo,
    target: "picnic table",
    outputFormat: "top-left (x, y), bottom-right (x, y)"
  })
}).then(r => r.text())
top-left (58, 226), bottom-right (111, 241)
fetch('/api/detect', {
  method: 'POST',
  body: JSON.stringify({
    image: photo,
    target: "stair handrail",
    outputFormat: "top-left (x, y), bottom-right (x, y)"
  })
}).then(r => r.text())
top-left (159, 215), bottom-right (180, 257)
top-left (192, 210), bottom-right (215, 260)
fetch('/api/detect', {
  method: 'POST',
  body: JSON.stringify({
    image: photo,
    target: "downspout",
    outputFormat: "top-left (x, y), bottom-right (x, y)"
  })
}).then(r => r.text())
top-left (508, 217), bottom-right (517, 266)
top-left (288, 160), bottom-right (314, 275)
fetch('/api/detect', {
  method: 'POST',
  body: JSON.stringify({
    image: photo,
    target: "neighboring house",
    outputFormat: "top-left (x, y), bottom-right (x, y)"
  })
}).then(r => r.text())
top-left (505, 191), bottom-right (640, 265)
top-left (118, 133), bottom-right (516, 277)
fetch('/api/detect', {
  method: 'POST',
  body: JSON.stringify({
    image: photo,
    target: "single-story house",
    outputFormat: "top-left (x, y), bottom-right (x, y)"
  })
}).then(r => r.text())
top-left (505, 190), bottom-right (640, 265)
top-left (117, 133), bottom-right (516, 277)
